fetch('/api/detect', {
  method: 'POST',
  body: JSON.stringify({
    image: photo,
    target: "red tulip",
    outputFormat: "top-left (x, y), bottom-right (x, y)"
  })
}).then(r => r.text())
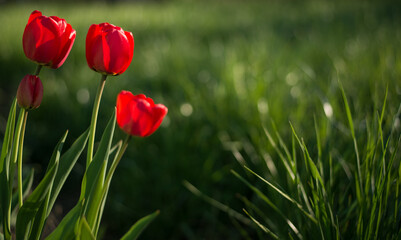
top-left (86, 23), bottom-right (134, 76)
top-left (23, 10), bottom-right (76, 69)
top-left (116, 91), bottom-right (167, 137)
top-left (17, 75), bottom-right (43, 110)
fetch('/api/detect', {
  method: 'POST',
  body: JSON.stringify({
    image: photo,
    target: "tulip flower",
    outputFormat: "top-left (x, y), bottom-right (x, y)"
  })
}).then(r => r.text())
top-left (23, 10), bottom-right (76, 69)
top-left (86, 23), bottom-right (134, 76)
top-left (116, 91), bottom-right (167, 137)
top-left (17, 74), bottom-right (43, 110)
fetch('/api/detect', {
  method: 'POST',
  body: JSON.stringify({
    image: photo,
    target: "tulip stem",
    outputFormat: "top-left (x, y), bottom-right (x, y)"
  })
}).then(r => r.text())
top-left (34, 65), bottom-right (43, 76)
top-left (87, 74), bottom-right (107, 167)
top-left (17, 109), bottom-right (28, 207)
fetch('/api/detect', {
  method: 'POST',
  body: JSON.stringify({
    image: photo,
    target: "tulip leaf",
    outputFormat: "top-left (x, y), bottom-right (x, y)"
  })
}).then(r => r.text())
top-left (21, 131), bottom-right (68, 240)
top-left (46, 129), bottom-right (89, 217)
top-left (11, 169), bottom-right (34, 213)
top-left (0, 98), bottom-right (16, 237)
top-left (28, 199), bottom-right (49, 240)
top-left (93, 140), bottom-right (123, 235)
top-left (0, 152), bottom-right (13, 239)
top-left (120, 210), bottom-right (160, 240)
top-left (83, 110), bottom-right (116, 232)
top-left (45, 201), bottom-right (83, 240)
top-left (16, 161), bottom-right (58, 240)
top-left (0, 98), bottom-right (16, 173)
top-left (77, 217), bottom-right (95, 240)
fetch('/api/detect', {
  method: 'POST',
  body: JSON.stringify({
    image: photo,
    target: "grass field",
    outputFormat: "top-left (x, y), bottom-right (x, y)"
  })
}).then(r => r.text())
top-left (0, 0), bottom-right (401, 239)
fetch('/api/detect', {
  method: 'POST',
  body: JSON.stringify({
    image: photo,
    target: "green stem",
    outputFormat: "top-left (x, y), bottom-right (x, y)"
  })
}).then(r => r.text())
top-left (17, 110), bottom-right (28, 207)
top-left (87, 74), bottom-right (107, 167)
top-left (34, 65), bottom-right (43, 76)
top-left (3, 108), bottom-right (25, 238)
top-left (11, 109), bottom-right (25, 165)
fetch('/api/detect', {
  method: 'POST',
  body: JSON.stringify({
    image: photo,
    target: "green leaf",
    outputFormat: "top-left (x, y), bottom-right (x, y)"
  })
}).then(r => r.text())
top-left (22, 132), bottom-right (68, 240)
top-left (45, 131), bottom-right (69, 174)
top-left (0, 98), bottom-right (16, 238)
top-left (93, 140), bottom-right (123, 235)
top-left (0, 152), bottom-right (13, 239)
top-left (16, 161), bottom-right (59, 240)
top-left (0, 98), bottom-right (16, 173)
top-left (28, 199), bottom-right (49, 240)
top-left (120, 210), bottom-right (160, 240)
top-left (82, 111), bottom-right (116, 232)
top-left (47, 129), bottom-right (89, 217)
top-left (45, 201), bottom-right (83, 240)
top-left (11, 169), bottom-right (34, 213)
top-left (77, 217), bottom-right (95, 240)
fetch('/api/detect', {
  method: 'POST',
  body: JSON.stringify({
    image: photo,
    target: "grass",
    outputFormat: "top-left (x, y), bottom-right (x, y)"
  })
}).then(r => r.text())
top-left (0, 0), bottom-right (401, 239)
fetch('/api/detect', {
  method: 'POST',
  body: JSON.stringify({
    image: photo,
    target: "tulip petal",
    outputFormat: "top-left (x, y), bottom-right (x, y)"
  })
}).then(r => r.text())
top-left (51, 24), bottom-right (76, 68)
top-left (133, 99), bottom-right (155, 136)
top-left (123, 31), bottom-right (134, 74)
top-left (50, 16), bottom-right (67, 36)
top-left (87, 32), bottom-right (109, 74)
top-left (116, 91), bottom-right (134, 132)
top-left (24, 16), bottom-right (61, 65)
top-left (146, 104), bottom-right (168, 137)
top-left (86, 24), bottom-right (100, 69)
top-left (27, 10), bottom-right (42, 24)
top-left (106, 29), bottom-right (132, 75)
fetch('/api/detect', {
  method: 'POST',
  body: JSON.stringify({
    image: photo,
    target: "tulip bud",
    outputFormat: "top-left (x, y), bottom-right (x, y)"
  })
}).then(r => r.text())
top-left (17, 75), bottom-right (43, 110)
top-left (116, 91), bottom-right (167, 137)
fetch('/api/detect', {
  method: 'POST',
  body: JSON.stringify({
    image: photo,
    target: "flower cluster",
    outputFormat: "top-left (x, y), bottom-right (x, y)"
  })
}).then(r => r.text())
top-left (0, 10), bottom-right (167, 240)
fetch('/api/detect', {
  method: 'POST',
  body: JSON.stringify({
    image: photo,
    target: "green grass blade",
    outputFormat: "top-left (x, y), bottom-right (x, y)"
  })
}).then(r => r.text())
top-left (243, 209), bottom-right (279, 239)
top-left (338, 80), bottom-right (355, 138)
top-left (243, 166), bottom-right (317, 223)
top-left (120, 210), bottom-right (160, 240)
top-left (263, 125), bottom-right (295, 180)
top-left (339, 80), bottom-right (363, 197)
top-left (183, 180), bottom-right (251, 225)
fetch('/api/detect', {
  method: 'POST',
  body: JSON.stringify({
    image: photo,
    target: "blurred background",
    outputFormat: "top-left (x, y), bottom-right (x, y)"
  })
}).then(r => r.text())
top-left (0, 0), bottom-right (401, 239)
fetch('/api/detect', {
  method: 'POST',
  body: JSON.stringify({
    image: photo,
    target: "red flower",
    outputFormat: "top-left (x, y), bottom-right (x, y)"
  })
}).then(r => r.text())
top-left (17, 75), bottom-right (43, 110)
top-left (23, 10), bottom-right (76, 69)
top-left (116, 91), bottom-right (167, 137)
top-left (86, 23), bottom-right (134, 76)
